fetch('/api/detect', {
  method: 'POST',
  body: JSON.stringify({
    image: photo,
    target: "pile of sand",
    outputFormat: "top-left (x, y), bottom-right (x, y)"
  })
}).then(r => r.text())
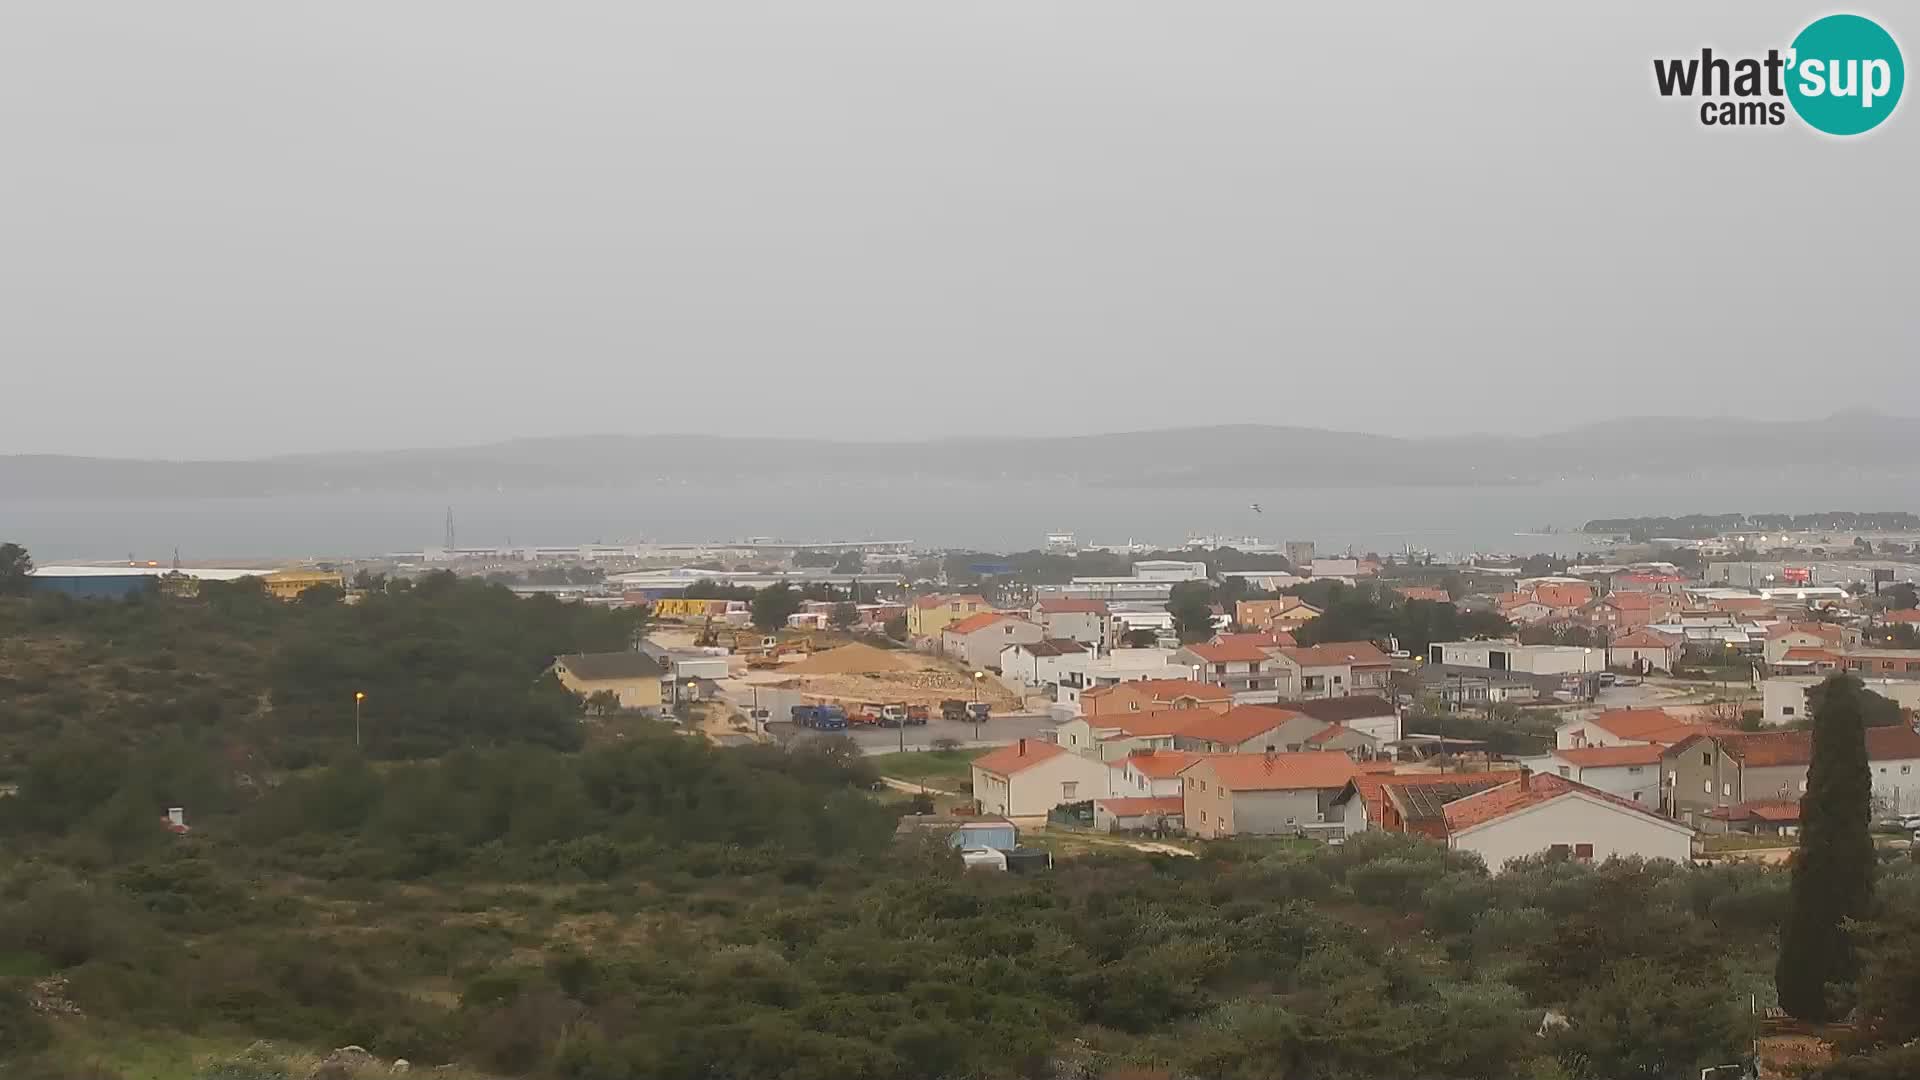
top-left (783, 642), bottom-right (915, 675)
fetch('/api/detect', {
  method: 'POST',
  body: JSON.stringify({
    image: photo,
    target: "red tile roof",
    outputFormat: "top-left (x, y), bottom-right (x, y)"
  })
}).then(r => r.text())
top-left (1766, 621), bottom-right (1843, 641)
top-left (1600, 592), bottom-right (1655, 611)
top-left (971, 739), bottom-right (1070, 776)
top-left (1305, 723), bottom-right (1359, 745)
top-left (1084, 679), bottom-right (1231, 703)
top-left (1395, 586), bottom-right (1452, 603)
top-left (1586, 708), bottom-right (1681, 740)
top-left (1037, 598), bottom-right (1108, 615)
top-left (1780, 647), bottom-right (1843, 663)
top-left (1183, 639), bottom-right (1273, 663)
top-left (1344, 770), bottom-right (1517, 826)
top-left (1186, 752), bottom-right (1358, 792)
top-left (1279, 641), bottom-right (1392, 668)
top-left (1174, 705), bottom-right (1304, 746)
top-left (1533, 584), bottom-right (1595, 609)
top-left (944, 612), bottom-right (1022, 636)
top-left (1555, 744), bottom-right (1665, 768)
top-left (1120, 749), bottom-right (1204, 778)
top-left (1886, 609), bottom-right (1920, 625)
top-left (1867, 725), bottom-right (1920, 761)
top-left (1096, 709), bottom-right (1207, 738)
top-left (1442, 772), bottom-right (1677, 834)
top-left (1706, 799), bottom-right (1801, 824)
top-left (1094, 796), bottom-right (1184, 816)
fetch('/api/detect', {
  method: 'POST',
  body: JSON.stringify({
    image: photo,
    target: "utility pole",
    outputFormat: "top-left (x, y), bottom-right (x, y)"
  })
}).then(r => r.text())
top-left (353, 691), bottom-right (366, 749)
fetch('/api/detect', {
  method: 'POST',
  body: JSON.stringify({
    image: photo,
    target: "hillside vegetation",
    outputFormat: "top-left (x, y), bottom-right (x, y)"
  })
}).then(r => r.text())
top-left (3, 575), bottom-right (1920, 1079)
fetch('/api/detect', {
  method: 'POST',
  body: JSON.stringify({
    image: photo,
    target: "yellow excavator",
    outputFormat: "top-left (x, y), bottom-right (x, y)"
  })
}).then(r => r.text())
top-left (747, 636), bottom-right (815, 669)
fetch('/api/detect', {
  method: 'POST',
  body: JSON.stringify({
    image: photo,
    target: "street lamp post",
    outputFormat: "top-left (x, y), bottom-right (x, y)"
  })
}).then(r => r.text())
top-left (353, 691), bottom-right (366, 749)
top-left (972, 671), bottom-right (986, 742)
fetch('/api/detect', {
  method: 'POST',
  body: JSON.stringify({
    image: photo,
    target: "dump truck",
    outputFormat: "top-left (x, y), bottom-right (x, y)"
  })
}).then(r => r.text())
top-left (879, 703), bottom-right (910, 728)
top-left (905, 704), bottom-right (930, 725)
top-left (941, 699), bottom-right (969, 722)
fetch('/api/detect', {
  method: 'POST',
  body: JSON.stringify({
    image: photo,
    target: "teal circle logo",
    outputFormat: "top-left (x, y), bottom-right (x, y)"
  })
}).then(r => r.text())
top-left (1786, 14), bottom-right (1904, 135)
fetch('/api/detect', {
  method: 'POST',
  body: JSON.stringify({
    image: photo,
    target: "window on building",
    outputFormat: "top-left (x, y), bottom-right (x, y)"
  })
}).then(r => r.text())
top-left (1800, 779), bottom-right (1808, 792)
top-left (1557, 766), bottom-right (1571, 778)
top-left (1904, 765), bottom-right (1913, 775)
top-left (1782, 706), bottom-right (1795, 716)
top-left (1703, 780), bottom-right (1713, 794)
top-left (1549, 843), bottom-right (1570, 857)
top-left (1722, 782), bottom-right (1732, 797)
top-left (1628, 765), bottom-right (1644, 774)
top-left (1062, 782), bottom-right (1078, 800)
top-left (1701, 751), bottom-right (1713, 766)
top-left (1217, 786), bottom-right (1224, 800)
top-left (1198, 809), bottom-right (1206, 822)
top-left (1575, 843), bottom-right (1594, 861)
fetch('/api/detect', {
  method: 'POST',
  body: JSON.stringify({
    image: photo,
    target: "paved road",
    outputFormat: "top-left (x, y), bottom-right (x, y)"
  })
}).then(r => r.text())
top-left (767, 713), bottom-right (1060, 753)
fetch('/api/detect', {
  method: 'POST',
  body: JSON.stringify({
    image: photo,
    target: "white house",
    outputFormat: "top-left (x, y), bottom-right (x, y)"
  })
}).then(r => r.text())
top-left (1033, 599), bottom-right (1109, 649)
top-left (941, 613), bottom-right (1044, 671)
top-left (970, 739), bottom-right (1113, 817)
top-left (1441, 771), bottom-right (1695, 869)
top-left (1055, 649), bottom-right (1190, 709)
top-left (1271, 642), bottom-right (1393, 699)
top-left (1518, 744), bottom-right (1664, 805)
top-left (1762, 676), bottom-right (1920, 726)
top-left (1606, 629), bottom-right (1683, 674)
top-left (998, 639), bottom-right (1090, 692)
top-left (1109, 749), bottom-right (1204, 799)
top-left (1055, 709), bottom-right (1197, 762)
top-left (1173, 638), bottom-right (1291, 703)
top-left (1429, 640), bottom-right (1603, 675)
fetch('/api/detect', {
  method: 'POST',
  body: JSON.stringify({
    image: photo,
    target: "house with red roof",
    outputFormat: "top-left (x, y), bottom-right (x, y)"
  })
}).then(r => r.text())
top-left (1109, 748), bottom-right (1205, 798)
top-left (1180, 752), bottom-right (1359, 839)
top-left (1761, 621), bottom-right (1856, 664)
top-left (1032, 598), bottom-right (1110, 649)
top-left (997, 639), bottom-right (1089, 692)
top-left (1173, 639), bottom-right (1290, 703)
top-left (1092, 796), bottom-right (1185, 834)
top-left (1168, 705), bottom-right (1311, 754)
top-left (1555, 708), bottom-right (1731, 752)
top-left (1057, 708), bottom-right (1204, 762)
top-left (969, 738), bottom-right (1114, 817)
top-left (1521, 743), bottom-right (1666, 804)
top-left (1584, 590), bottom-right (1679, 632)
top-left (1081, 678), bottom-right (1232, 719)
top-left (1330, 770), bottom-right (1519, 839)
top-left (1662, 726), bottom-right (1920, 825)
top-left (1702, 800), bottom-right (1800, 837)
top-left (1441, 770), bottom-right (1695, 868)
top-left (1271, 641), bottom-right (1394, 699)
top-left (1885, 609), bottom-right (1920, 626)
top-left (905, 593), bottom-right (992, 638)
top-left (1395, 586), bottom-right (1453, 604)
top-left (1774, 646), bottom-right (1843, 675)
top-left (1234, 597), bottom-right (1322, 633)
top-left (940, 612), bottom-right (1043, 670)
top-left (1606, 628), bottom-right (1683, 673)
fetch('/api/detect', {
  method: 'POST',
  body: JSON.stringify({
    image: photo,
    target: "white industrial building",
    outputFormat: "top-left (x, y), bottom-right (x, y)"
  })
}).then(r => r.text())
top-left (1427, 640), bottom-right (1605, 675)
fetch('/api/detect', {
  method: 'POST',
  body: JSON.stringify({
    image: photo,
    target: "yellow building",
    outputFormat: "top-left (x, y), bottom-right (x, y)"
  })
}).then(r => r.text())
top-left (551, 652), bottom-right (667, 712)
top-left (262, 568), bottom-right (346, 601)
top-left (905, 593), bottom-right (992, 638)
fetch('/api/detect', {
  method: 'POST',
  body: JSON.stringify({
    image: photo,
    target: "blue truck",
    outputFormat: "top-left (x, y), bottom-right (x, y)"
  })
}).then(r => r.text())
top-left (790, 704), bottom-right (848, 731)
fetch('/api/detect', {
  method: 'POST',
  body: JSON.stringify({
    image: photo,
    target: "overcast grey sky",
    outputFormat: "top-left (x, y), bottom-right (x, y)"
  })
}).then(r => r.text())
top-left (3, 2), bottom-right (1913, 458)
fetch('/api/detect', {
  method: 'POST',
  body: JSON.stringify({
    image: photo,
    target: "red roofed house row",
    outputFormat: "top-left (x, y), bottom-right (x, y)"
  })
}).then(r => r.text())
top-left (1180, 752), bottom-right (1359, 839)
top-left (971, 738), bottom-right (1115, 817)
top-left (1555, 708), bottom-right (1731, 751)
top-left (1662, 725), bottom-right (1920, 826)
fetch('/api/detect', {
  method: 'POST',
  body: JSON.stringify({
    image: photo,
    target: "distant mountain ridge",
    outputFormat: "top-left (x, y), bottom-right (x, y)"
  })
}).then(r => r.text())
top-left (4, 412), bottom-right (1917, 498)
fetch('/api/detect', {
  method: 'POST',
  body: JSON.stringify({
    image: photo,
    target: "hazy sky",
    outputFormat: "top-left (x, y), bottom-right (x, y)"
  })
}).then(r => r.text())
top-left (4, 2), bottom-right (1914, 458)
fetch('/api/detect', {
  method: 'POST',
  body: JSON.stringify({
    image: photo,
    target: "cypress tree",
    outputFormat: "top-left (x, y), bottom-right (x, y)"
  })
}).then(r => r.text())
top-left (1775, 673), bottom-right (1876, 1020)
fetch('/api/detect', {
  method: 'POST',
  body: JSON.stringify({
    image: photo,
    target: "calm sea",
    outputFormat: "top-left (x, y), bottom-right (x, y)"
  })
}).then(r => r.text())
top-left (7, 472), bottom-right (1920, 563)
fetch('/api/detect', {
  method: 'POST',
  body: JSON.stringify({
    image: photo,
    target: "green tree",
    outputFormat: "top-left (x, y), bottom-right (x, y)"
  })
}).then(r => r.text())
top-left (583, 689), bottom-right (622, 717)
top-left (1881, 581), bottom-right (1918, 610)
top-left (0, 542), bottom-right (32, 596)
top-left (829, 602), bottom-right (858, 630)
top-left (882, 614), bottom-right (908, 641)
top-left (1167, 580), bottom-right (1215, 644)
top-left (751, 583), bottom-right (803, 632)
top-left (1777, 674), bottom-right (1877, 1021)
top-left (1121, 627), bottom-right (1159, 648)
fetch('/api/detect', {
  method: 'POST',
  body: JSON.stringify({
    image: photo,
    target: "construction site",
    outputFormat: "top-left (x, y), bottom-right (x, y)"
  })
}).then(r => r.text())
top-left (742, 641), bottom-right (1024, 712)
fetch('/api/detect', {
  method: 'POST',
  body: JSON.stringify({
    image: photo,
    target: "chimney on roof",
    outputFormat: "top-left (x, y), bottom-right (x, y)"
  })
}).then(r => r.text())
top-left (1518, 766), bottom-right (1531, 792)
top-left (1018, 738), bottom-right (1027, 756)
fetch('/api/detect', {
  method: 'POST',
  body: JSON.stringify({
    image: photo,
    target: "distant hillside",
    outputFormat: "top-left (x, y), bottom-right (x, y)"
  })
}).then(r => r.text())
top-left (5, 412), bottom-right (1919, 497)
